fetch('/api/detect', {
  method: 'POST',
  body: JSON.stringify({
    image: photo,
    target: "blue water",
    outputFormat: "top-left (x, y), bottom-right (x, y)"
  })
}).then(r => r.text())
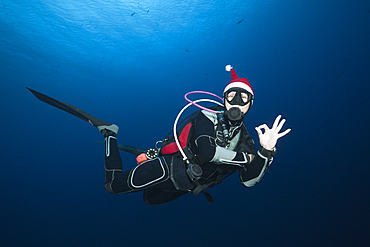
top-left (1, 0), bottom-right (369, 246)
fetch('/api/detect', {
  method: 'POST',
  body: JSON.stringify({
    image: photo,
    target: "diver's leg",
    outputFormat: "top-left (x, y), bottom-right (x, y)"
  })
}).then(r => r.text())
top-left (109, 157), bottom-right (173, 194)
top-left (99, 125), bottom-right (175, 195)
top-left (100, 126), bottom-right (123, 193)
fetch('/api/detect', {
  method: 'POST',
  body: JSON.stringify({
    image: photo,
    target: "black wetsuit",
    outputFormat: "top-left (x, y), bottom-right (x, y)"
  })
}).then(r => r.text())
top-left (103, 109), bottom-right (274, 206)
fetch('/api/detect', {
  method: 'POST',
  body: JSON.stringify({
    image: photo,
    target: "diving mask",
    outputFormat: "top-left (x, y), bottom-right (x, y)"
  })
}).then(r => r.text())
top-left (224, 88), bottom-right (253, 106)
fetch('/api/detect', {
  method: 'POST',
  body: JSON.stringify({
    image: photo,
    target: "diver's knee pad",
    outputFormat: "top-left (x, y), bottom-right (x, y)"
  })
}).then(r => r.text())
top-left (129, 157), bottom-right (169, 190)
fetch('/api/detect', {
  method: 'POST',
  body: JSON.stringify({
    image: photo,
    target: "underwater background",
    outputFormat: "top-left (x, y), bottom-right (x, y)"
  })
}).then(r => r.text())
top-left (1, 0), bottom-right (369, 246)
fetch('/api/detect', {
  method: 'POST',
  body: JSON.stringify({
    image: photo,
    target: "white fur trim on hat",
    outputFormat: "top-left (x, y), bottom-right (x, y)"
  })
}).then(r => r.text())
top-left (223, 81), bottom-right (254, 95)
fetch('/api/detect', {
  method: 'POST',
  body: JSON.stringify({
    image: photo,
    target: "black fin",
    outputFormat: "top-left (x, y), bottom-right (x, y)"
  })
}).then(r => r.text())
top-left (27, 87), bottom-right (113, 128)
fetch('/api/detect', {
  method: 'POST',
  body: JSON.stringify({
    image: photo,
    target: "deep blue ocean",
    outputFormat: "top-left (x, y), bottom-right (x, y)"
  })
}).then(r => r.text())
top-left (1, 0), bottom-right (369, 246)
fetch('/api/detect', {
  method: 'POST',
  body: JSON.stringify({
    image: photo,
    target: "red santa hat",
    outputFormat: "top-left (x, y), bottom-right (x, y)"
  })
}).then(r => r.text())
top-left (223, 65), bottom-right (254, 97)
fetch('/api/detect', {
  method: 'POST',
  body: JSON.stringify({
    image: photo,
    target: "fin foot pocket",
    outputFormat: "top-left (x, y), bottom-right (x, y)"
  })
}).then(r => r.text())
top-left (99, 124), bottom-right (119, 137)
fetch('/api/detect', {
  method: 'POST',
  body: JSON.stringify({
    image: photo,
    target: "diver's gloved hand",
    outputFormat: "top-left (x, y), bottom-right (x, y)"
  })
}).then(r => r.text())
top-left (255, 115), bottom-right (291, 151)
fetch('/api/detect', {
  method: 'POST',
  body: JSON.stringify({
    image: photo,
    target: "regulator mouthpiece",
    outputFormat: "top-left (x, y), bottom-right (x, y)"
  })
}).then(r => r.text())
top-left (226, 107), bottom-right (244, 122)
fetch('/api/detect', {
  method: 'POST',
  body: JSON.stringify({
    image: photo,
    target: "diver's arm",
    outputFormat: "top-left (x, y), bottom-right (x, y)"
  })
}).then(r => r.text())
top-left (192, 112), bottom-right (253, 166)
top-left (239, 115), bottom-right (291, 187)
top-left (210, 146), bottom-right (251, 166)
top-left (238, 148), bottom-right (274, 187)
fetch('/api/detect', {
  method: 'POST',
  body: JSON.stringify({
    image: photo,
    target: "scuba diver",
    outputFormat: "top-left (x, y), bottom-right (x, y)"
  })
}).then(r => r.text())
top-left (98, 65), bottom-right (291, 205)
top-left (27, 65), bottom-right (291, 206)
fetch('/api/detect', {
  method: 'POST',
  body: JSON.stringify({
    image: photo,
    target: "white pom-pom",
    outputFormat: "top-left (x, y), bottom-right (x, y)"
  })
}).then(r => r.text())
top-left (225, 65), bottom-right (232, 72)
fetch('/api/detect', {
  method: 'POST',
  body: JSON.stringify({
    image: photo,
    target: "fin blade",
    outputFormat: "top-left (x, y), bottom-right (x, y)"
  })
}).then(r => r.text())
top-left (27, 87), bottom-right (112, 127)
